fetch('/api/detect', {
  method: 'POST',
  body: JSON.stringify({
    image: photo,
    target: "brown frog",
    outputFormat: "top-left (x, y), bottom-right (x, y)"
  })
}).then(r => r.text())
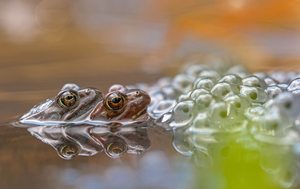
top-left (90, 84), bottom-right (151, 124)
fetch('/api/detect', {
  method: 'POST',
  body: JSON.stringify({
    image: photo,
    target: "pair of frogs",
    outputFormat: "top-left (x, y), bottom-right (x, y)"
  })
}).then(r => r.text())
top-left (20, 83), bottom-right (151, 126)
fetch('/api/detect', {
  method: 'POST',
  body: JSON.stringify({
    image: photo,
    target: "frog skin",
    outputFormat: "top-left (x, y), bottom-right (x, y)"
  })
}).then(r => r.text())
top-left (19, 83), bottom-right (151, 126)
top-left (90, 84), bottom-right (151, 124)
top-left (20, 83), bottom-right (102, 125)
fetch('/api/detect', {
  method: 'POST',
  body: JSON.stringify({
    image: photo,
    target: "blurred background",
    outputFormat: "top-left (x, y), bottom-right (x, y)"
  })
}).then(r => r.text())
top-left (0, 0), bottom-right (300, 189)
top-left (0, 0), bottom-right (299, 92)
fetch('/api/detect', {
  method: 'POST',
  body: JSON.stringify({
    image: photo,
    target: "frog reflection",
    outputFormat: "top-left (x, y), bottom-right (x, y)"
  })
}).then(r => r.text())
top-left (28, 124), bottom-right (151, 159)
top-left (20, 83), bottom-right (151, 126)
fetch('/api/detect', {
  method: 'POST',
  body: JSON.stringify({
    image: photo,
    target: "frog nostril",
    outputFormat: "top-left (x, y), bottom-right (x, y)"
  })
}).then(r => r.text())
top-left (79, 89), bottom-right (91, 97)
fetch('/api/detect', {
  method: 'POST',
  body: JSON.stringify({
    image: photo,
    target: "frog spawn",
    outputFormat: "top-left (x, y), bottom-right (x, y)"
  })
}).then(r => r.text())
top-left (143, 63), bottom-right (300, 188)
top-left (167, 74), bottom-right (266, 131)
top-left (148, 65), bottom-right (300, 131)
top-left (147, 65), bottom-right (250, 126)
top-left (170, 75), bottom-right (300, 153)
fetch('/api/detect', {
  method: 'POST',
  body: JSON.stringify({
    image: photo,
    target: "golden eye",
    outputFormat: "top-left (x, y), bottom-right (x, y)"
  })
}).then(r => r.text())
top-left (58, 143), bottom-right (79, 160)
top-left (106, 92), bottom-right (125, 110)
top-left (58, 91), bottom-right (78, 108)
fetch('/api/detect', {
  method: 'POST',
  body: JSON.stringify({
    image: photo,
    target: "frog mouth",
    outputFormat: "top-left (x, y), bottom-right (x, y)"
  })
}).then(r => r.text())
top-left (20, 99), bottom-right (53, 122)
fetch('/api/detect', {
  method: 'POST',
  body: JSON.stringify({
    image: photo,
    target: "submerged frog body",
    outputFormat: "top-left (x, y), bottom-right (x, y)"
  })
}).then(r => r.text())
top-left (19, 83), bottom-right (151, 126)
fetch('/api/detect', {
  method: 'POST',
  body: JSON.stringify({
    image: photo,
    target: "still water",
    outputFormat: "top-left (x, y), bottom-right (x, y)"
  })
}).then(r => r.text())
top-left (0, 49), bottom-right (188, 189)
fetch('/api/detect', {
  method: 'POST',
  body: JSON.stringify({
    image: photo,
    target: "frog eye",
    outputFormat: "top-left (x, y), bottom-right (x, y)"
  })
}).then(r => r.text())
top-left (58, 143), bottom-right (79, 160)
top-left (106, 140), bottom-right (127, 158)
top-left (58, 91), bottom-right (79, 108)
top-left (105, 92), bottom-right (125, 111)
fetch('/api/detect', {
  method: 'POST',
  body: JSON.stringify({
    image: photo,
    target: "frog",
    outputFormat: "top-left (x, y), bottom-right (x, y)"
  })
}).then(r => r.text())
top-left (19, 83), bottom-right (151, 126)
top-left (19, 83), bottom-right (102, 125)
top-left (90, 84), bottom-right (151, 124)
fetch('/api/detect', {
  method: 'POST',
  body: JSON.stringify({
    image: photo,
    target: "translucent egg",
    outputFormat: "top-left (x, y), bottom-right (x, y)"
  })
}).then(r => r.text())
top-left (183, 64), bottom-right (207, 78)
top-left (286, 72), bottom-right (300, 81)
top-left (269, 71), bottom-right (296, 84)
top-left (275, 163), bottom-right (298, 189)
top-left (219, 74), bottom-right (242, 85)
top-left (259, 113), bottom-right (285, 135)
top-left (172, 74), bottom-right (194, 93)
top-left (161, 85), bottom-right (178, 99)
top-left (226, 65), bottom-right (249, 78)
top-left (190, 89), bottom-right (210, 100)
top-left (172, 128), bottom-right (194, 156)
top-left (270, 92), bottom-right (300, 119)
top-left (170, 101), bottom-right (195, 128)
top-left (287, 78), bottom-right (300, 91)
top-left (277, 83), bottom-right (288, 91)
top-left (242, 76), bottom-right (267, 88)
top-left (224, 95), bottom-right (249, 113)
top-left (253, 72), bottom-right (267, 80)
top-left (193, 78), bottom-right (216, 91)
top-left (290, 89), bottom-right (300, 95)
top-left (192, 113), bottom-right (209, 128)
top-left (195, 93), bottom-right (213, 111)
top-left (178, 92), bottom-right (192, 102)
top-left (211, 82), bottom-right (234, 99)
top-left (251, 104), bottom-right (292, 136)
top-left (281, 72), bottom-right (300, 83)
top-left (150, 100), bottom-right (177, 118)
top-left (254, 72), bottom-right (279, 86)
top-left (156, 77), bottom-right (173, 88)
top-left (259, 145), bottom-right (285, 175)
top-left (263, 76), bottom-right (278, 86)
top-left (208, 102), bottom-right (229, 128)
top-left (245, 106), bottom-right (266, 121)
top-left (265, 86), bottom-right (283, 99)
top-left (148, 90), bottom-right (165, 110)
top-left (240, 86), bottom-right (268, 103)
top-left (198, 69), bottom-right (220, 80)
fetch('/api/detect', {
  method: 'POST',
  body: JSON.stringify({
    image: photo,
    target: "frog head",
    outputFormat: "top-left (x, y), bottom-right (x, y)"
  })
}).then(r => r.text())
top-left (90, 84), bottom-right (151, 124)
top-left (20, 83), bottom-right (102, 125)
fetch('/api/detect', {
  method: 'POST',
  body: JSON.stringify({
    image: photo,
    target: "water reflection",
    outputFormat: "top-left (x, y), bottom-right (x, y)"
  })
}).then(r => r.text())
top-left (55, 151), bottom-right (193, 189)
top-left (26, 124), bottom-right (150, 159)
